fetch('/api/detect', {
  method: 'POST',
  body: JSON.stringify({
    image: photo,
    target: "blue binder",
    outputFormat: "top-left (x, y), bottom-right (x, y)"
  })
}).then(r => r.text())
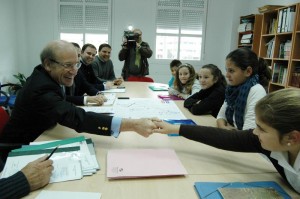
top-left (194, 181), bottom-right (291, 199)
top-left (164, 119), bottom-right (197, 136)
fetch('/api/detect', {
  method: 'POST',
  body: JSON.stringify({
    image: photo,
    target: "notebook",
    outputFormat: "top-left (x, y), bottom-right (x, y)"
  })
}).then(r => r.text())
top-left (194, 181), bottom-right (291, 199)
top-left (164, 119), bottom-right (197, 136)
top-left (149, 85), bottom-right (169, 91)
top-left (158, 94), bottom-right (183, 100)
top-left (107, 148), bottom-right (187, 179)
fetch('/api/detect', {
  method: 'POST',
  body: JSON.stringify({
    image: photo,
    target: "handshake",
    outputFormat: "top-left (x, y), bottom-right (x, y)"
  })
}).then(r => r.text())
top-left (123, 118), bottom-right (180, 137)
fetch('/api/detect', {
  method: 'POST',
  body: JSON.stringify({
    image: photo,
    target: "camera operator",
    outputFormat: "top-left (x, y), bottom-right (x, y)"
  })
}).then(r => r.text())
top-left (118, 28), bottom-right (153, 80)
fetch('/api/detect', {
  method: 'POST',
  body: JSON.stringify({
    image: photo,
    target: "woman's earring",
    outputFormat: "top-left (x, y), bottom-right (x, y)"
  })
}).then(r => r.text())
top-left (287, 142), bottom-right (291, 146)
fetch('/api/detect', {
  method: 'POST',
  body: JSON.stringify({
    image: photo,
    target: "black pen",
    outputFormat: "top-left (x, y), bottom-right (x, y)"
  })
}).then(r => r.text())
top-left (45, 145), bottom-right (59, 160)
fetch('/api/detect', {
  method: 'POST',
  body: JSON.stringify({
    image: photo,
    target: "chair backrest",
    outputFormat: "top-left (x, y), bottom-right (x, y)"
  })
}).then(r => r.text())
top-left (0, 106), bottom-right (9, 135)
top-left (0, 91), bottom-right (9, 107)
top-left (127, 76), bottom-right (154, 82)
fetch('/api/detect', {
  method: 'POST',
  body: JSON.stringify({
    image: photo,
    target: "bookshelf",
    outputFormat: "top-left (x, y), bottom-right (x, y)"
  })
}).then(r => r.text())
top-left (238, 14), bottom-right (262, 55)
top-left (259, 3), bottom-right (300, 92)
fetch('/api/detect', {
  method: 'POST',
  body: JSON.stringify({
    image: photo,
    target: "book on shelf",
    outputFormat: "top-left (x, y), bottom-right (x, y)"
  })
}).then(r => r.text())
top-left (278, 40), bottom-right (292, 59)
top-left (272, 63), bottom-right (280, 83)
top-left (272, 63), bottom-right (288, 85)
top-left (238, 23), bottom-right (253, 32)
top-left (240, 33), bottom-right (253, 44)
top-left (266, 38), bottom-right (275, 58)
top-left (278, 6), bottom-right (296, 33)
top-left (268, 18), bottom-right (278, 34)
top-left (291, 66), bottom-right (300, 87)
top-left (287, 6), bottom-right (296, 32)
top-left (284, 40), bottom-right (292, 59)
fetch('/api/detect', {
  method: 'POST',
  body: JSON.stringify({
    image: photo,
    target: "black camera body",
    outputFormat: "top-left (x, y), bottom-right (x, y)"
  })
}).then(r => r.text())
top-left (123, 31), bottom-right (139, 48)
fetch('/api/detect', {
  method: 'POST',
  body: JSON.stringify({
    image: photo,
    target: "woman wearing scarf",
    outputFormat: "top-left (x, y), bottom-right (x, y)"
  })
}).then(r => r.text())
top-left (216, 48), bottom-right (271, 130)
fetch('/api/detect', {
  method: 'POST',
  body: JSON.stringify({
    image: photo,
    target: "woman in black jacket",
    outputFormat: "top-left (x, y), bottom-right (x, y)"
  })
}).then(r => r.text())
top-left (184, 64), bottom-right (226, 117)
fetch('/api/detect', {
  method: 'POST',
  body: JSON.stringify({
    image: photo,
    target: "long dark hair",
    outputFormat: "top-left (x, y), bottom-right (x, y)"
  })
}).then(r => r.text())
top-left (226, 48), bottom-right (271, 88)
top-left (202, 64), bottom-right (227, 87)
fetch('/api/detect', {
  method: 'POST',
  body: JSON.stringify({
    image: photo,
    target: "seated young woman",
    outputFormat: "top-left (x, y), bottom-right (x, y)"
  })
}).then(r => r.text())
top-left (184, 64), bottom-right (226, 118)
top-left (153, 88), bottom-right (300, 194)
top-left (168, 63), bottom-right (201, 99)
top-left (217, 47), bottom-right (271, 130)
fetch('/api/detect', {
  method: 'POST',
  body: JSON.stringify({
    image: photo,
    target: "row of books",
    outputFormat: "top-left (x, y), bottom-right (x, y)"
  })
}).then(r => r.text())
top-left (278, 40), bottom-right (292, 59)
top-left (277, 6), bottom-right (296, 33)
top-left (272, 63), bottom-right (288, 85)
top-left (265, 38), bottom-right (275, 58)
top-left (290, 66), bottom-right (300, 87)
top-left (268, 17), bottom-right (278, 34)
top-left (238, 23), bottom-right (253, 32)
top-left (240, 33), bottom-right (252, 44)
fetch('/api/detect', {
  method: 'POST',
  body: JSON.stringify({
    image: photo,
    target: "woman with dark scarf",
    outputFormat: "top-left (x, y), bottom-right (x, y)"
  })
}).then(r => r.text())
top-left (216, 48), bottom-right (271, 130)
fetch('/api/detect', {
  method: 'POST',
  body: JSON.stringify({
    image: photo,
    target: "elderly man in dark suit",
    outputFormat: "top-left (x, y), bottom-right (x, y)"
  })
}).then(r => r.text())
top-left (0, 40), bottom-right (156, 160)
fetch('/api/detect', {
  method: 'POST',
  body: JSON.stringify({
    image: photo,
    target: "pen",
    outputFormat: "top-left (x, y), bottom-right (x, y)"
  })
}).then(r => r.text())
top-left (45, 145), bottom-right (59, 160)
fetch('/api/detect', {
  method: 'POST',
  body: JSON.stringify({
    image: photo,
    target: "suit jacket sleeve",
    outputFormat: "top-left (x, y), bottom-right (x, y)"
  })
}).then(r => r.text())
top-left (66, 95), bottom-right (84, 106)
top-left (37, 86), bottom-right (112, 136)
top-left (77, 70), bottom-right (98, 96)
top-left (0, 171), bottom-right (30, 199)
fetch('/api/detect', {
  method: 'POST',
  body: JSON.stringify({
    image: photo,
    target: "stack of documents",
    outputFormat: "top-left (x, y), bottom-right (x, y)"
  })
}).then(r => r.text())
top-left (0, 136), bottom-right (100, 183)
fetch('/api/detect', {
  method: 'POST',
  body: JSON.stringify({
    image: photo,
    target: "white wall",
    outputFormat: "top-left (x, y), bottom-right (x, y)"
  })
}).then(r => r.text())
top-left (0, 0), bottom-right (18, 84)
top-left (1, 0), bottom-right (299, 85)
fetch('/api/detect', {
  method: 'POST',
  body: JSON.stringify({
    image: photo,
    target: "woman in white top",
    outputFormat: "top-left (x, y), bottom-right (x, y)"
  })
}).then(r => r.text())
top-left (217, 48), bottom-right (271, 130)
top-left (168, 63), bottom-right (201, 99)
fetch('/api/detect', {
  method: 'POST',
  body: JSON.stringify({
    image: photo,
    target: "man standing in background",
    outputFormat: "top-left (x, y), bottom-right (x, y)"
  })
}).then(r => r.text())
top-left (119, 28), bottom-right (153, 80)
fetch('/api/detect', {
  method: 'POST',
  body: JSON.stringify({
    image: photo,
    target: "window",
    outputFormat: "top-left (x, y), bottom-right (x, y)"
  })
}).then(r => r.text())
top-left (59, 0), bottom-right (111, 49)
top-left (155, 0), bottom-right (207, 61)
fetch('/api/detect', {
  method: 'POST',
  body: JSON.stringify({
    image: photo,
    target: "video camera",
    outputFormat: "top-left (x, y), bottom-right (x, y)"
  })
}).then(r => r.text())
top-left (123, 30), bottom-right (139, 48)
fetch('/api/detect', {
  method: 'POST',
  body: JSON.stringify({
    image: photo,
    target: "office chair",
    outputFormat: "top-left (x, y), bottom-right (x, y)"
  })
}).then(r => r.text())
top-left (127, 76), bottom-right (154, 82)
top-left (0, 83), bottom-right (17, 115)
top-left (0, 106), bottom-right (22, 164)
top-left (0, 91), bottom-right (9, 107)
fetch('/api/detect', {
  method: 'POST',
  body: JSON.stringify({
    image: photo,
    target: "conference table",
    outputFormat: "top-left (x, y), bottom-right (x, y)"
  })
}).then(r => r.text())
top-left (24, 82), bottom-right (300, 199)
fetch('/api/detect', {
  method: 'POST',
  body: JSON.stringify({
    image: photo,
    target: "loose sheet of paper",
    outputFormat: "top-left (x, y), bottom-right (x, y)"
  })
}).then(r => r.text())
top-left (112, 98), bottom-right (186, 119)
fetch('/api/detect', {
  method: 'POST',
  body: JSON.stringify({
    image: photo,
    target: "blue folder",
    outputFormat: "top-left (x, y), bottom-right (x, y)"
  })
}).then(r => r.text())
top-left (164, 119), bottom-right (196, 136)
top-left (194, 181), bottom-right (291, 199)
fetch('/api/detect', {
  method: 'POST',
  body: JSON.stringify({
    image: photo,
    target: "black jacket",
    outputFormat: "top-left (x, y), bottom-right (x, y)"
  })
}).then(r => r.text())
top-left (0, 65), bottom-right (112, 148)
top-left (184, 83), bottom-right (225, 117)
top-left (65, 70), bottom-right (99, 105)
top-left (118, 41), bottom-right (152, 80)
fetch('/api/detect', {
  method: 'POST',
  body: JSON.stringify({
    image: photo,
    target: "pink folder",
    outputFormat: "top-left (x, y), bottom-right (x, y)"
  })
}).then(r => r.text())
top-left (106, 149), bottom-right (188, 179)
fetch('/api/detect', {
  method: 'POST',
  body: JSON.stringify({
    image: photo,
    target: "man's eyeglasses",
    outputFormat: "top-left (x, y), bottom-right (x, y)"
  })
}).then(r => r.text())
top-left (50, 59), bottom-right (81, 69)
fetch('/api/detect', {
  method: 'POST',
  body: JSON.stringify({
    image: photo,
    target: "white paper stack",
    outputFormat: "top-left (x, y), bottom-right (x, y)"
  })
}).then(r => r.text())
top-left (0, 136), bottom-right (100, 183)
